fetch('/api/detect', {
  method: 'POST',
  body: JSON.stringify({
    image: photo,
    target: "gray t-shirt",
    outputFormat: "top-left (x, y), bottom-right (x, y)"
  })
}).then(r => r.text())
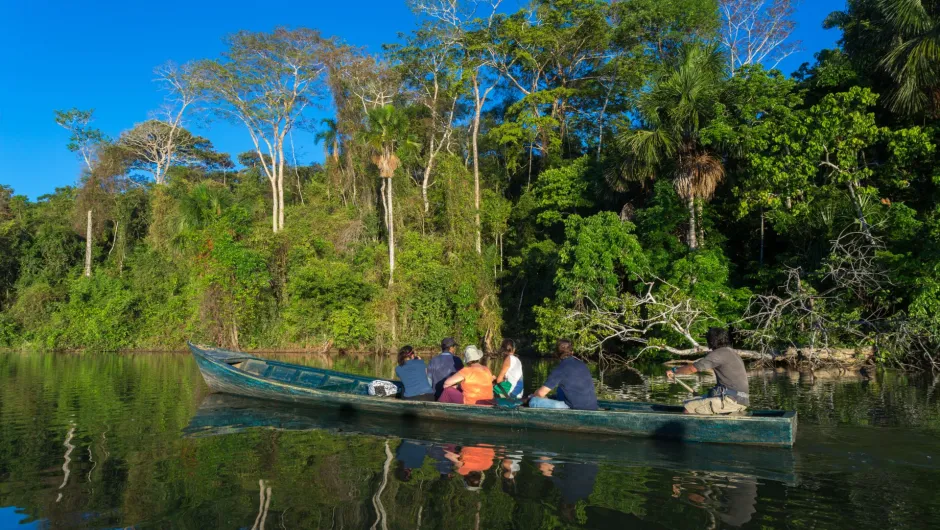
top-left (693, 347), bottom-right (749, 403)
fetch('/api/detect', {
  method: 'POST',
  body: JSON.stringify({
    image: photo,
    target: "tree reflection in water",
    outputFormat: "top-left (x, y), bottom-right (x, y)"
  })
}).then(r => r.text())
top-left (0, 352), bottom-right (939, 529)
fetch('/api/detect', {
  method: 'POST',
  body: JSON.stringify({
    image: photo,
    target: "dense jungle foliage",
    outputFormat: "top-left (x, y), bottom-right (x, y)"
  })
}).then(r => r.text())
top-left (2, 0), bottom-right (940, 366)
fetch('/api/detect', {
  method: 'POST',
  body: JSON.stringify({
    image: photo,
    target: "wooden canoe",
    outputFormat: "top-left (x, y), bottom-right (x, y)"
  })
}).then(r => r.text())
top-left (188, 343), bottom-right (798, 447)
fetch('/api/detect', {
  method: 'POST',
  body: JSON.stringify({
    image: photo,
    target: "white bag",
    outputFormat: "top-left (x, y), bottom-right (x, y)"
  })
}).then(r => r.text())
top-left (368, 380), bottom-right (399, 397)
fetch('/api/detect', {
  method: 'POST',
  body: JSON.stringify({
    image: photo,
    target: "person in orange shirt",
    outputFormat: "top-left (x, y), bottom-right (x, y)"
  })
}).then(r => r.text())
top-left (444, 445), bottom-right (496, 491)
top-left (438, 345), bottom-right (495, 405)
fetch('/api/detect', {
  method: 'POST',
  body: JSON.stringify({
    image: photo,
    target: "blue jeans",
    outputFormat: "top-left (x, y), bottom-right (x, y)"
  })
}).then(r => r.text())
top-left (528, 397), bottom-right (570, 409)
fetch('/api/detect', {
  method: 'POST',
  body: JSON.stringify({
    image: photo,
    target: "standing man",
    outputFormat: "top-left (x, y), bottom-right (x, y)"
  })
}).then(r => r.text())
top-left (527, 339), bottom-right (598, 410)
top-left (429, 337), bottom-right (463, 399)
top-left (667, 327), bottom-right (749, 414)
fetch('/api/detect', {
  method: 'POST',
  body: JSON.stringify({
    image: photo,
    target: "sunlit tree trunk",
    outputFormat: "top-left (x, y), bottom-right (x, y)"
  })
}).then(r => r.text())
top-left (84, 210), bottom-right (92, 277)
top-left (472, 90), bottom-right (483, 255)
top-left (379, 179), bottom-right (389, 232)
top-left (277, 147), bottom-right (286, 231)
top-left (422, 135), bottom-right (436, 214)
top-left (387, 177), bottom-right (395, 287)
top-left (470, 71), bottom-right (496, 255)
top-left (687, 197), bottom-right (698, 250)
top-left (269, 179), bottom-right (279, 233)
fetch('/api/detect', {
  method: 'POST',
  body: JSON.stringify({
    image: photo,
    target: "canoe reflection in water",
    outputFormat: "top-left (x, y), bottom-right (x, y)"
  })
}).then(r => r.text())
top-left (184, 394), bottom-right (791, 528)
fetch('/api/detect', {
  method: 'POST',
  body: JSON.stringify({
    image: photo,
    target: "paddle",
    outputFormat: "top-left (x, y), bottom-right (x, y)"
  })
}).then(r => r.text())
top-left (671, 375), bottom-right (697, 396)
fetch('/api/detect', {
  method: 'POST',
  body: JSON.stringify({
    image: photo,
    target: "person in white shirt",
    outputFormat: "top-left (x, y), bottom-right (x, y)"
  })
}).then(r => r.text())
top-left (494, 338), bottom-right (524, 399)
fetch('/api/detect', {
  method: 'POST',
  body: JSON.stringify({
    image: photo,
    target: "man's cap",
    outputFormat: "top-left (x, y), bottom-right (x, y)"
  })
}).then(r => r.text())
top-left (463, 345), bottom-right (483, 363)
top-left (441, 337), bottom-right (457, 349)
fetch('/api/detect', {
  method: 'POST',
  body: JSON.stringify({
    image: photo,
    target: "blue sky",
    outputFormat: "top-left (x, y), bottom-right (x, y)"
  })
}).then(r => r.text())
top-left (0, 0), bottom-right (844, 199)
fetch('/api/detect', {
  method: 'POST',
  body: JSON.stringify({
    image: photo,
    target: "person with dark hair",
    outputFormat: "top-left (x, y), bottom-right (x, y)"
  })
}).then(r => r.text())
top-left (494, 338), bottom-right (524, 398)
top-left (429, 337), bottom-right (463, 399)
top-left (667, 327), bottom-right (749, 414)
top-left (526, 339), bottom-right (598, 410)
top-left (394, 440), bottom-right (428, 482)
top-left (395, 345), bottom-right (435, 401)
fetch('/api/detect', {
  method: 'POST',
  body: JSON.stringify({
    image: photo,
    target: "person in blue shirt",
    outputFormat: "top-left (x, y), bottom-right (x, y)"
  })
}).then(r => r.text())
top-left (395, 345), bottom-right (435, 401)
top-left (429, 337), bottom-right (463, 399)
top-left (526, 339), bottom-right (598, 411)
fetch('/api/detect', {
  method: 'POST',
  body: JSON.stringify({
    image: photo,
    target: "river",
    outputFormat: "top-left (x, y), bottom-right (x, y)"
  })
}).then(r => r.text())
top-left (0, 352), bottom-right (938, 529)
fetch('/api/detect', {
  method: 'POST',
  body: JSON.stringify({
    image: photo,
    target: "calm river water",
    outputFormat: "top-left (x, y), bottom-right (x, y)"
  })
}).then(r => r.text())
top-left (0, 352), bottom-right (938, 529)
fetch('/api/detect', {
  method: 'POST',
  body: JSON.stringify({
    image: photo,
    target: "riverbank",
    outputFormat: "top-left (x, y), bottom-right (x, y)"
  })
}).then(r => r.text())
top-left (0, 342), bottom-right (881, 371)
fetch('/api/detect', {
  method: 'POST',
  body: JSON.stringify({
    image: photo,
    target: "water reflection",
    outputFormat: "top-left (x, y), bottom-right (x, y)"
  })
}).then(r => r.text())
top-left (1, 352), bottom-right (939, 529)
top-left (671, 473), bottom-right (758, 528)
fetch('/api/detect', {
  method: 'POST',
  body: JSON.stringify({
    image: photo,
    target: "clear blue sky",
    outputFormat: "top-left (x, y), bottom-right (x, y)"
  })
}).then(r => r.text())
top-left (0, 0), bottom-right (844, 199)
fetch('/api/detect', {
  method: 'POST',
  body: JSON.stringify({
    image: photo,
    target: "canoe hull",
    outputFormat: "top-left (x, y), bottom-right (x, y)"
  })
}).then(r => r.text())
top-left (189, 343), bottom-right (797, 447)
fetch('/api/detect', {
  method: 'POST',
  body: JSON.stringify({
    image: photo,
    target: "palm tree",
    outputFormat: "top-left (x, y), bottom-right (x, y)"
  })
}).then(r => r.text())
top-left (614, 44), bottom-right (727, 250)
top-left (879, 0), bottom-right (940, 116)
top-left (315, 118), bottom-right (343, 201)
top-left (362, 105), bottom-right (416, 287)
top-left (315, 118), bottom-right (341, 163)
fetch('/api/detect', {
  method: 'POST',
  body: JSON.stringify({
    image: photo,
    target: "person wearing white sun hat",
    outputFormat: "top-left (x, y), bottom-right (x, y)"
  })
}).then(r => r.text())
top-left (438, 345), bottom-right (495, 405)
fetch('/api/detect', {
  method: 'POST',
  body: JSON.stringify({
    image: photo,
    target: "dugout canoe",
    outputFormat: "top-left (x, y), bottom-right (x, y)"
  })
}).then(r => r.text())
top-left (188, 342), bottom-right (798, 447)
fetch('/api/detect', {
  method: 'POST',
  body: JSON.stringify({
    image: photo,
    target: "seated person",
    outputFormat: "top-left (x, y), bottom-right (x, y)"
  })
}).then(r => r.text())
top-left (395, 345), bottom-right (435, 401)
top-left (444, 445), bottom-right (496, 492)
top-left (494, 338), bottom-right (524, 398)
top-left (429, 337), bottom-right (463, 399)
top-left (527, 339), bottom-right (598, 410)
top-left (438, 345), bottom-right (495, 405)
top-left (667, 327), bottom-right (749, 415)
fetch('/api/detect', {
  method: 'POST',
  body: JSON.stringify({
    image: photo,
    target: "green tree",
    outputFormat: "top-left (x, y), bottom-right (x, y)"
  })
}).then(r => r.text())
top-left (53, 108), bottom-right (108, 172)
top-left (879, 0), bottom-right (940, 116)
top-left (614, 44), bottom-right (727, 250)
top-left (193, 28), bottom-right (335, 233)
top-left (362, 105), bottom-right (417, 287)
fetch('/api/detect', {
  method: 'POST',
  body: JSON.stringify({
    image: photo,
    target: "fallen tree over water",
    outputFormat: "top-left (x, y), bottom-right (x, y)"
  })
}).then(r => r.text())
top-left (555, 229), bottom-right (938, 372)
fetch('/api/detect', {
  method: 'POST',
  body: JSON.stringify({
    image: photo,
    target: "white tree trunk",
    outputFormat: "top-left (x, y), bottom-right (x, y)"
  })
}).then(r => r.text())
top-left (269, 178), bottom-right (279, 233)
top-left (277, 149), bottom-right (286, 231)
top-left (422, 136), bottom-right (436, 214)
top-left (687, 197), bottom-right (698, 250)
top-left (472, 99), bottom-right (482, 255)
top-left (379, 179), bottom-right (389, 233)
top-left (84, 210), bottom-right (93, 277)
top-left (387, 178), bottom-right (395, 287)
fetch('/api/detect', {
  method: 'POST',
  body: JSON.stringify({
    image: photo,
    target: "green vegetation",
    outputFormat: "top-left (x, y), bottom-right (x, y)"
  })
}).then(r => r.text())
top-left (3, 1), bottom-right (940, 367)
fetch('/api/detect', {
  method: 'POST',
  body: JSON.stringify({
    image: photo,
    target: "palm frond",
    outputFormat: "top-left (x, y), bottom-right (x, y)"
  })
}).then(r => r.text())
top-left (880, 0), bottom-right (933, 35)
top-left (676, 153), bottom-right (725, 200)
top-left (878, 0), bottom-right (940, 115)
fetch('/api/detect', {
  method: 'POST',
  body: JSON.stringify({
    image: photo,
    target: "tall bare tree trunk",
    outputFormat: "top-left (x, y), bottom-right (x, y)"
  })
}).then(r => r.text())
top-left (472, 76), bottom-right (484, 255)
top-left (597, 97), bottom-right (609, 163)
top-left (269, 178), bottom-right (279, 233)
top-left (387, 178), bottom-right (395, 287)
top-left (277, 151), bottom-right (286, 231)
top-left (472, 110), bottom-right (482, 254)
top-left (687, 197), bottom-right (698, 250)
top-left (422, 136), bottom-right (435, 214)
top-left (84, 210), bottom-right (92, 278)
top-left (379, 179), bottom-right (389, 232)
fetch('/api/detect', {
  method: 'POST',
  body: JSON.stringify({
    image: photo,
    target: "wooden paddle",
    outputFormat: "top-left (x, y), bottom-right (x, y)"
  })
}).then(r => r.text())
top-left (671, 376), bottom-right (697, 396)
